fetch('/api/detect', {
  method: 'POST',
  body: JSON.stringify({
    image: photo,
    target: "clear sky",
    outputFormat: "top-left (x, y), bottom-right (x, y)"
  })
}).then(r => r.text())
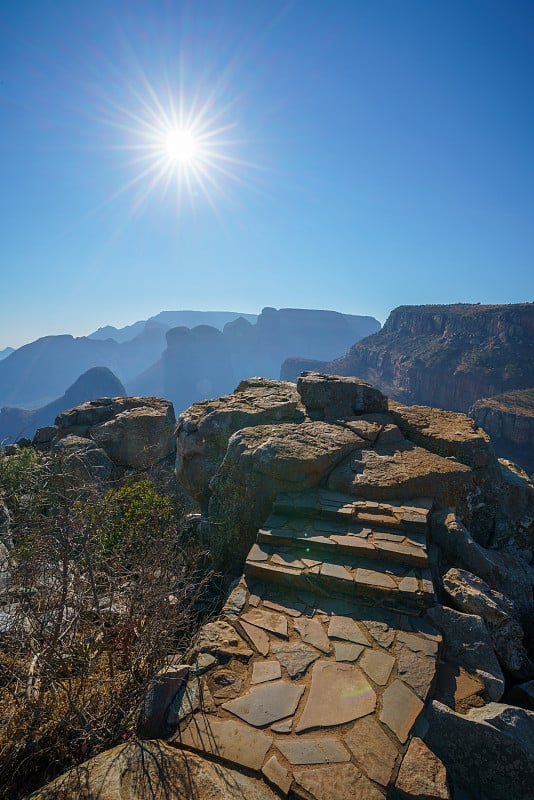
top-left (1, 0), bottom-right (533, 348)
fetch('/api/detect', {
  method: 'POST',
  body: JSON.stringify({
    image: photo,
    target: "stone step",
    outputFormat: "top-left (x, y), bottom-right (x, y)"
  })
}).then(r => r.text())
top-left (273, 489), bottom-right (431, 534)
top-left (257, 521), bottom-right (428, 568)
top-left (244, 544), bottom-right (435, 609)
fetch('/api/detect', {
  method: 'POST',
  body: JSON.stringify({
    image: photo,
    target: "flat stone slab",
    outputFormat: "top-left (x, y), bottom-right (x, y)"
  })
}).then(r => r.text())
top-left (294, 617), bottom-right (330, 653)
top-left (328, 616), bottom-right (371, 646)
top-left (240, 620), bottom-right (270, 656)
top-left (380, 680), bottom-right (424, 743)
top-left (395, 736), bottom-right (451, 799)
top-left (293, 763), bottom-right (385, 800)
top-left (271, 641), bottom-right (320, 678)
top-left (262, 755), bottom-right (293, 795)
top-left (222, 680), bottom-right (304, 727)
top-left (354, 568), bottom-right (397, 590)
top-left (344, 715), bottom-right (399, 786)
top-left (196, 621), bottom-right (253, 662)
top-left (251, 661), bottom-right (282, 684)
top-left (395, 635), bottom-right (438, 700)
top-left (241, 609), bottom-right (288, 638)
top-left (360, 649), bottom-right (395, 685)
top-left (276, 737), bottom-right (350, 765)
top-left (177, 715), bottom-right (272, 771)
top-left (334, 642), bottom-right (365, 662)
top-left (295, 662), bottom-right (376, 733)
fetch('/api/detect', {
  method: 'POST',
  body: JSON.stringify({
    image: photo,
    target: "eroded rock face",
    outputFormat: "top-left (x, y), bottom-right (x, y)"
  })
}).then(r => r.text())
top-left (471, 389), bottom-right (534, 474)
top-left (297, 372), bottom-right (387, 420)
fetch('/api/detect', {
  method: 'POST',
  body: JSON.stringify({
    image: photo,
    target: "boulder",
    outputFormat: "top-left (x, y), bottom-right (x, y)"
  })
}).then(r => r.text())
top-left (389, 402), bottom-right (496, 469)
top-left (432, 510), bottom-right (534, 611)
top-left (175, 378), bottom-right (302, 510)
top-left (207, 421), bottom-right (365, 566)
top-left (52, 434), bottom-right (113, 482)
top-left (297, 372), bottom-right (387, 419)
top-left (90, 403), bottom-right (175, 469)
top-left (328, 436), bottom-right (474, 509)
top-left (442, 568), bottom-right (534, 679)
top-left (28, 739), bottom-right (278, 800)
top-left (424, 701), bottom-right (534, 800)
top-left (427, 605), bottom-right (504, 701)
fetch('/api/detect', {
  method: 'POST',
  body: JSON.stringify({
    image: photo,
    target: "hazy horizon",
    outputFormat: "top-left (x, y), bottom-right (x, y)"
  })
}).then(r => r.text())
top-left (2, 1), bottom-right (534, 350)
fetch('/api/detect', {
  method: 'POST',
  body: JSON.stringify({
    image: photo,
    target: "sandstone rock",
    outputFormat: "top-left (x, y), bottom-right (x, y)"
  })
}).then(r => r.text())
top-left (295, 662), bottom-right (376, 733)
top-left (52, 434), bottom-right (113, 481)
top-left (293, 762), bottom-right (385, 800)
top-left (343, 715), bottom-right (399, 785)
top-left (175, 378), bottom-right (302, 509)
top-left (297, 372), bottom-right (387, 419)
top-left (424, 701), bottom-right (534, 800)
top-left (90, 402), bottom-right (175, 468)
top-left (208, 421), bottom-right (364, 566)
top-left (442, 568), bottom-right (534, 679)
top-left (427, 605), bottom-right (505, 700)
top-left (328, 437), bottom-right (473, 509)
top-left (389, 402), bottom-right (495, 469)
top-left (193, 621), bottom-right (253, 662)
top-left (28, 739), bottom-right (278, 800)
top-left (395, 736), bottom-right (450, 799)
top-left (471, 388), bottom-right (534, 474)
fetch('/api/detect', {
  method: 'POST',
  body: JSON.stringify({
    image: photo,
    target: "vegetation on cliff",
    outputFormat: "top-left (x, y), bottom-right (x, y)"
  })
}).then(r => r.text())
top-left (0, 448), bottom-right (217, 799)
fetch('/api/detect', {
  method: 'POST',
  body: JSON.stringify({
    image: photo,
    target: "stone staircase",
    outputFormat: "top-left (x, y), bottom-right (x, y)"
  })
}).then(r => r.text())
top-left (246, 489), bottom-right (434, 610)
top-left (170, 489), bottom-right (441, 799)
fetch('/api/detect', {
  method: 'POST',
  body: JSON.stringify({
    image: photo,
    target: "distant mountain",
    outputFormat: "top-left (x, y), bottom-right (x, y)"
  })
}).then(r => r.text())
top-left (89, 310), bottom-right (258, 343)
top-left (129, 307), bottom-right (381, 412)
top-left (0, 323), bottom-right (167, 408)
top-left (0, 347), bottom-right (14, 361)
top-left (0, 367), bottom-right (126, 444)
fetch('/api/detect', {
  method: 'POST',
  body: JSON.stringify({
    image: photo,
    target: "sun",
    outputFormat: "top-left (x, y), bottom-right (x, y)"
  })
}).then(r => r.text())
top-left (163, 128), bottom-right (199, 165)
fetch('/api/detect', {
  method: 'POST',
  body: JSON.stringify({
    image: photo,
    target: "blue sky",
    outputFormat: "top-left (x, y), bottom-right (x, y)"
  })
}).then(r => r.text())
top-left (1, 0), bottom-right (533, 348)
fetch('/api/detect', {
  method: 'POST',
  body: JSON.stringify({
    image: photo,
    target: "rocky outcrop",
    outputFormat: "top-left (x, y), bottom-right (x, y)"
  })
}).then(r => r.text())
top-left (31, 396), bottom-right (177, 475)
top-left (0, 367), bottom-right (126, 445)
top-left (176, 373), bottom-right (533, 566)
top-left (471, 389), bottom-right (534, 474)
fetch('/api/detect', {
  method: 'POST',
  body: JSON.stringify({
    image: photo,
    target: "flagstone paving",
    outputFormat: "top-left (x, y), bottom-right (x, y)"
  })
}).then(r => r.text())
top-left (172, 488), bottom-right (441, 798)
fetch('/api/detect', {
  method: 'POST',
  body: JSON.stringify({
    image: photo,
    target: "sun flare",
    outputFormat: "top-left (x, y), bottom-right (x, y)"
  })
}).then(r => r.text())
top-left (163, 128), bottom-right (199, 165)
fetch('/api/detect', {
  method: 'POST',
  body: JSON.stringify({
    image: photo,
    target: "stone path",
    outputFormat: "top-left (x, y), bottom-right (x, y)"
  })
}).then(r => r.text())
top-left (171, 489), bottom-right (441, 799)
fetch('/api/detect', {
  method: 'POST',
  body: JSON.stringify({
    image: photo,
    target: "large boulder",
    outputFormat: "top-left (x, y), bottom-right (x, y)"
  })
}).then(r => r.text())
top-left (424, 701), bottom-right (534, 800)
top-left (297, 372), bottom-right (387, 419)
top-left (442, 568), bottom-right (534, 679)
top-left (28, 739), bottom-right (278, 800)
top-left (55, 397), bottom-right (176, 471)
top-left (208, 421), bottom-right (365, 566)
top-left (175, 378), bottom-right (303, 510)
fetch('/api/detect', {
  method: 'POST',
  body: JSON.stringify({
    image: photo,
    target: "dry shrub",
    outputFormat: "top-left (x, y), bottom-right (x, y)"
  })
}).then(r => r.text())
top-left (0, 452), bottom-right (221, 799)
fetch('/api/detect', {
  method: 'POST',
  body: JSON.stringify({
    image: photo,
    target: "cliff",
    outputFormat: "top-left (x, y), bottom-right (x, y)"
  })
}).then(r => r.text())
top-left (283, 304), bottom-right (534, 414)
top-left (471, 389), bottom-right (534, 474)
